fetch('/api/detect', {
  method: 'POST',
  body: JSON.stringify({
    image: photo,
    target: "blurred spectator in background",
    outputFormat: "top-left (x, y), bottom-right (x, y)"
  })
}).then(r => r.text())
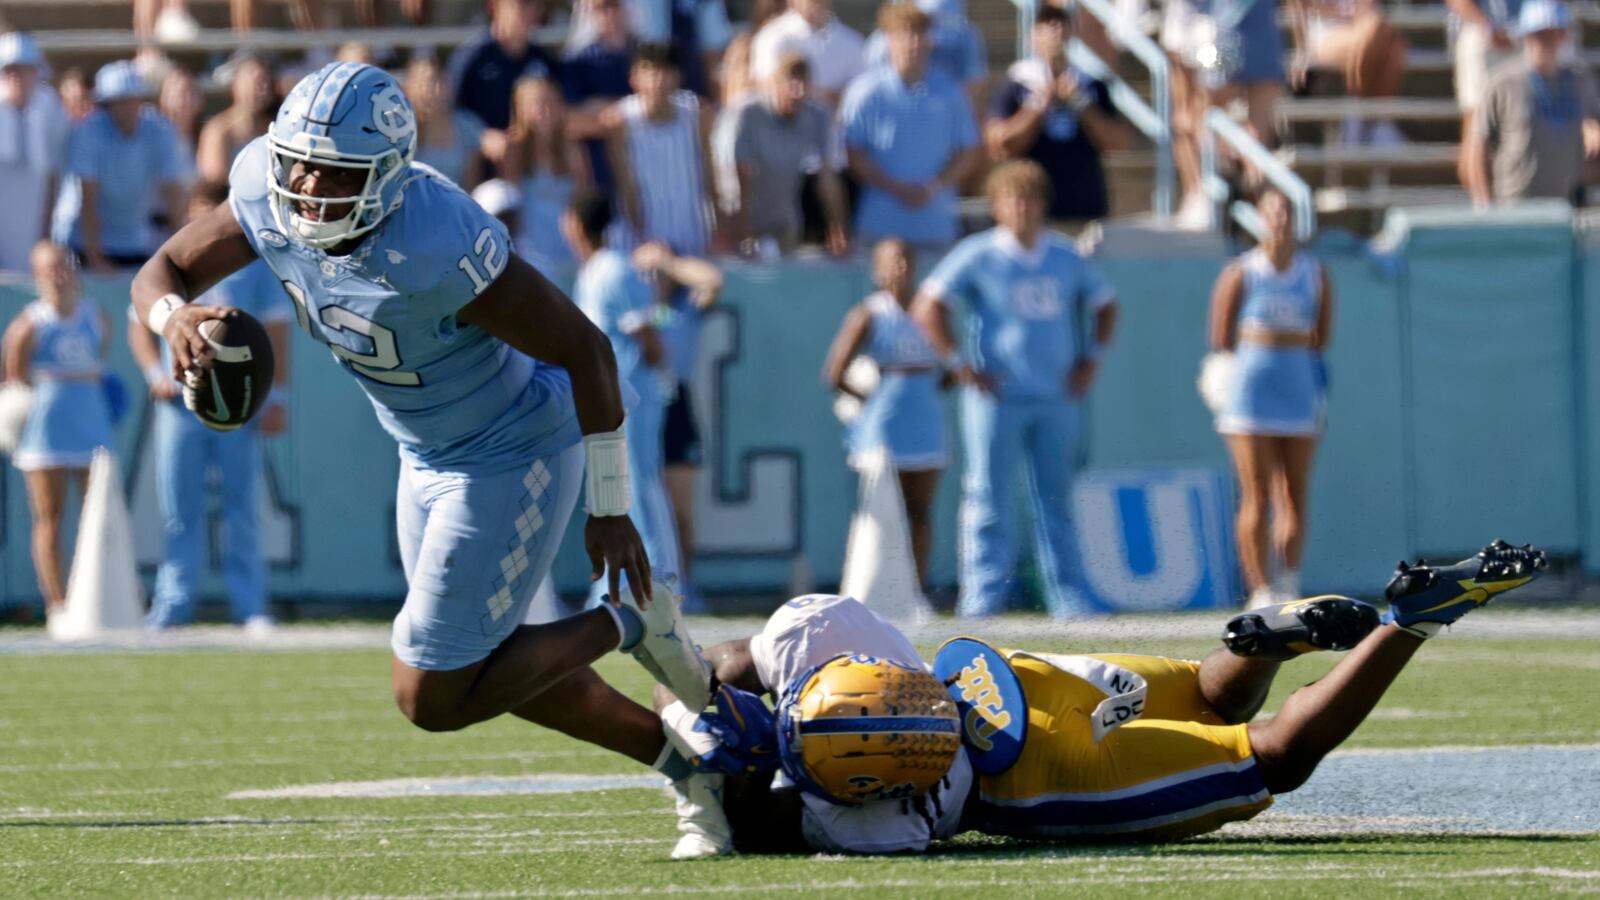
top-left (842, 4), bottom-right (980, 249)
top-left (131, 182), bottom-right (290, 632)
top-left (1212, 0), bottom-right (1288, 150)
top-left (406, 57), bottom-right (487, 190)
top-left (987, 5), bottom-right (1127, 232)
top-left (2, 242), bottom-right (113, 620)
top-left (506, 76), bottom-right (590, 267)
top-left (1207, 186), bottom-right (1332, 608)
top-left (158, 67), bottom-right (202, 185)
top-left (822, 238), bottom-right (946, 588)
top-left (450, 0), bottom-right (558, 131)
top-left (633, 237), bottom-right (723, 611)
top-left (472, 177), bottom-right (523, 238)
top-left (336, 42), bottom-right (379, 66)
top-left (138, 0), bottom-right (427, 38)
top-left (564, 191), bottom-right (685, 596)
top-left (913, 161), bottom-right (1118, 618)
top-left (609, 43), bottom-right (718, 254)
top-left (865, 0), bottom-right (988, 117)
top-left (57, 68), bottom-right (95, 123)
top-left (0, 33), bottom-right (70, 273)
top-left (606, 0), bottom-right (733, 98)
top-left (710, 32), bottom-right (758, 222)
top-left (1290, 0), bottom-right (1409, 145)
top-left (1468, 0), bottom-right (1600, 205)
top-left (751, 0), bottom-right (867, 108)
top-left (1449, 0), bottom-right (1522, 187)
top-left (726, 54), bottom-right (848, 254)
top-left (197, 53), bottom-right (275, 183)
top-left (563, 0), bottom-right (637, 190)
top-left (53, 61), bottom-right (185, 272)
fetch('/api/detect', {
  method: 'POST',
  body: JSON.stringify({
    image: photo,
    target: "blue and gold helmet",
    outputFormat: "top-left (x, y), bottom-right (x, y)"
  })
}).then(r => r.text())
top-left (266, 62), bottom-right (416, 249)
top-left (776, 654), bottom-right (962, 805)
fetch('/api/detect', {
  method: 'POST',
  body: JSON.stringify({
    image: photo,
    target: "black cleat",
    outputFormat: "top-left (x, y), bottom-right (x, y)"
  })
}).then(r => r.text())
top-left (1222, 595), bottom-right (1382, 661)
top-left (1383, 540), bottom-right (1548, 638)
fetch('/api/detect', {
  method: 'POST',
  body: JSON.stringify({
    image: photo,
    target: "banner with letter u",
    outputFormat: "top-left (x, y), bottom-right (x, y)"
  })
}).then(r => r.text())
top-left (1072, 467), bottom-right (1238, 612)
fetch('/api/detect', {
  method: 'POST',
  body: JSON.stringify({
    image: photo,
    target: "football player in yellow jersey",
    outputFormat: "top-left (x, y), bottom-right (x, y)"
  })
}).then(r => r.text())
top-left (656, 540), bottom-right (1545, 853)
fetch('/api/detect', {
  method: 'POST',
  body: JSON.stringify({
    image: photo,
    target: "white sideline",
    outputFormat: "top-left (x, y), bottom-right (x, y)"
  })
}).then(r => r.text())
top-left (2, 608), bottom-right (1596, 656)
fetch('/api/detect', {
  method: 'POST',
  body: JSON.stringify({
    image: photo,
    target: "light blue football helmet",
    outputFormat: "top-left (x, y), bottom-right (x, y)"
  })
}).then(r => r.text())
top-left (266, 62), bottom-right (417, 249)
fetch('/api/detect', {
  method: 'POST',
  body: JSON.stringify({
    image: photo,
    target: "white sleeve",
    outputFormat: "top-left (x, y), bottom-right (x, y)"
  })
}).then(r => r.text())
top-left (749, 594), bottom-right (925, 695)
top-left (799, 753), bottom-right (972, 854)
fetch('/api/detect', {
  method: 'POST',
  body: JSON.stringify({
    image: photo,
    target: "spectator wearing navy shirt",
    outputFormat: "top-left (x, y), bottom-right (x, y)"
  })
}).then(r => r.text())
top-left (987, 5), bottom-right (1128, 231)
top-left (563, 0), bottom-right (637, 190)
top-left (449, 0), bottom-right (558, 130)
top-left (841, 4), bottom-right (981, 249)
top-left (53, 61), bottom-right (185, 272)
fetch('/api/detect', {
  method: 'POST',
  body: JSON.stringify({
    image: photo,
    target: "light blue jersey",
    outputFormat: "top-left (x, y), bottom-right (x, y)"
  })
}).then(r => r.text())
top-left (1238, 248), bottom-right (1320, 333)
top-left (228, 136), bottom-right (580, 473)
top-left (574, 248), bottom-right (671, 405)
top-left (923, 228), bottom-right (1115, 400)
top-left (55, 106), bottom-right (184, 258)
top-left (574, 248), bottom-right (682, 588)
top-left (13, 301), bottom-right (112, 471)
top-left (147, 261), bottom-right (291, 629)
top-left (840, 67), bottom-right (977, 246)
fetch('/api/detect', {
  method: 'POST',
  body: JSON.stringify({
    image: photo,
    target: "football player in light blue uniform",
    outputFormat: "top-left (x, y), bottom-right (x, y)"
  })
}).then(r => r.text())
top-left (562, 190), bottom-right (683, 596)
top-left (914, 160), bottom-right (1118, 617)
top-left (127, 64), bottom-right (717, 827)
top-left (130, 181), bottom-right (293, 631)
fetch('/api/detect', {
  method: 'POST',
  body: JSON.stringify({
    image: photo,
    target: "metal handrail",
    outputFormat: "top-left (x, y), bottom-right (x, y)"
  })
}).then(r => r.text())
top-left (1016, 0), bottom-right (1173, 220)
top-left (1201, 107), bottom-right (1317, 241)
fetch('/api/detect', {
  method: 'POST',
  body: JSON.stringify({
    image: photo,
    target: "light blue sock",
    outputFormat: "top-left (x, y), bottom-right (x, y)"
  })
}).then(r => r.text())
top-left (603, 602), bottom-right (644, 651)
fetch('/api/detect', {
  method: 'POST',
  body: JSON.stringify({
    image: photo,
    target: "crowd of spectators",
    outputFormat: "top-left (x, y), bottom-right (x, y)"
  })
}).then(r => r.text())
top-left (0, 0), bottom-right (1134, 275)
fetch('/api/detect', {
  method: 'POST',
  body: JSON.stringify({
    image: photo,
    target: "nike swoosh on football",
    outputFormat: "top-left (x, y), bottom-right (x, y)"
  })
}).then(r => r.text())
top-left (208, 372), bottom-right (231, 421)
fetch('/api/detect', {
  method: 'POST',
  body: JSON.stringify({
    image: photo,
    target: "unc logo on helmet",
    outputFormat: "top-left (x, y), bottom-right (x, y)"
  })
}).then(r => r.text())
top-left (776, 655), bottom-right (962, 805)
top-left (265, 62), bottom-right (418, 249)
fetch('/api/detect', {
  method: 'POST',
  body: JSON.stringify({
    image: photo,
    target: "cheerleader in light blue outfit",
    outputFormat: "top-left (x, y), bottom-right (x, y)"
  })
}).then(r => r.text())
top-left (823, 239), bottom-right (948, 586)
top-left (2, 241), bottom-right (113, 617)
top-left (1209, 187), bottom-right (1332, 609)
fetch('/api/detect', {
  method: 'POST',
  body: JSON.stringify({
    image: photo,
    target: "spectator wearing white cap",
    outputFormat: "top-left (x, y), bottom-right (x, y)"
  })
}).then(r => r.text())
top-left (1466, 0), bottom-right (1600, 205)
top-left (0, 33), bottom-right (70, 273)
top-left (52, 61), bottom-right (186, 272)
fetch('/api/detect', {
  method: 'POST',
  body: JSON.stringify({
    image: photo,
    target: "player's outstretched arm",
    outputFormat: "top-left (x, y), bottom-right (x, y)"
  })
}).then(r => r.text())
top-left (131, 200), bottom-right (258, 376)
top-left (457, 254), bottom-right (652, 603)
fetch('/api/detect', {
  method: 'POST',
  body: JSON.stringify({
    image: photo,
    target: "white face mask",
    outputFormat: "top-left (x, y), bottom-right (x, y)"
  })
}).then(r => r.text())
top-left (267, 144), bottom-right (400, 249)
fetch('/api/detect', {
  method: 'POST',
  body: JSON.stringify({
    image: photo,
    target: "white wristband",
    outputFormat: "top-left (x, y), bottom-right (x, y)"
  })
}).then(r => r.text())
top-left (583, 427), bottom-right (631, 517)
top-left (147, 293), bottom-right (186, 334)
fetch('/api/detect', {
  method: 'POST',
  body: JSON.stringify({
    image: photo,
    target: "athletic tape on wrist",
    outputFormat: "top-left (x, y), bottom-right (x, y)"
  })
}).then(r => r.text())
top-left (583, 427), bottom-right (631, 517)
top-left (147, 293), bottom-right (186, 334)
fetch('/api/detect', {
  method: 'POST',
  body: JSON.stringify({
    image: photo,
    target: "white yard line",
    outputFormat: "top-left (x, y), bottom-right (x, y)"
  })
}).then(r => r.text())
top-left (3, 609), bottom-right (1597, 657)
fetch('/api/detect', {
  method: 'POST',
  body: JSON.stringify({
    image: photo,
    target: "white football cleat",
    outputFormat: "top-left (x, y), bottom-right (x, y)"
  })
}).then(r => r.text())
top-left (669, 772), bottom-right (732, 860)
top-left (615, 577), bottom-right (711, 710)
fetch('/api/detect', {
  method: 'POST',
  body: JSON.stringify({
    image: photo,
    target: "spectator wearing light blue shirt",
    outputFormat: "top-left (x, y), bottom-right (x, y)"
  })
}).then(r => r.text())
top-left (913, 160), bottom-right (1119, 617)
top-left (53, 61), bottom-right (185, 272)
top-left (841, 4), bottom-right (981, 249)
top-left (864, 0), bottom-right (988, 115)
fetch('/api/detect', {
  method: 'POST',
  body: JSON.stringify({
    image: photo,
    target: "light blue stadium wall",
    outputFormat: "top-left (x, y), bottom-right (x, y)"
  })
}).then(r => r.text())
top-left (0, 207), bottom-right (1592, 610)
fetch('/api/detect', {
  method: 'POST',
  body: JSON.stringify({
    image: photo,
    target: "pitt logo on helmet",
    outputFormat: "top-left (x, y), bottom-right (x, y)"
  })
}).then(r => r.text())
top-left (776, 654), bottom-right (961, 805)
top-left (932, 638), bottom-right (1029, 775)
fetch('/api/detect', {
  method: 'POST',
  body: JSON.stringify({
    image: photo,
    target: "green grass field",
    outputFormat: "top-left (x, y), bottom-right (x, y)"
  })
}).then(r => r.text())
top-left (2, 613), bottom-right (1597, 898)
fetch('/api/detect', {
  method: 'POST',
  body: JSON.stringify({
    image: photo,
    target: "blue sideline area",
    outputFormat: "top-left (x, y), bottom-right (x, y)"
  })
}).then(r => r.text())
top-left (0, 203), bottom-right (1593, 609)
